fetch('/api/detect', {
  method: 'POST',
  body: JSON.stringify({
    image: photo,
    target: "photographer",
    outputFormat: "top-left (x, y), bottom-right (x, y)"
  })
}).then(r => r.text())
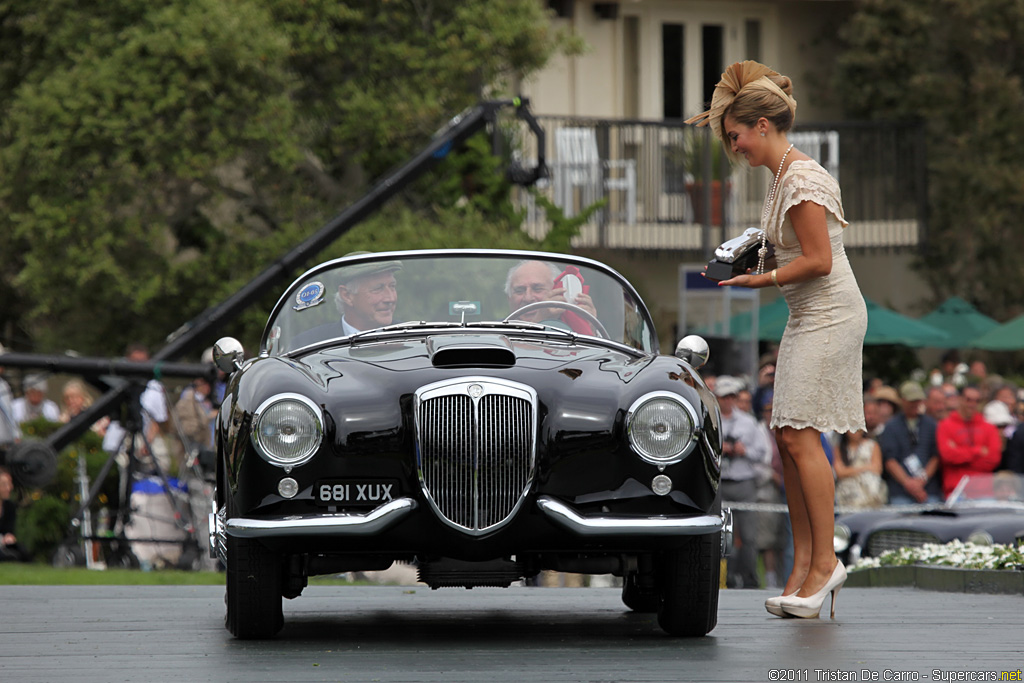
top-left (716, 376), bottom-right (771, 588)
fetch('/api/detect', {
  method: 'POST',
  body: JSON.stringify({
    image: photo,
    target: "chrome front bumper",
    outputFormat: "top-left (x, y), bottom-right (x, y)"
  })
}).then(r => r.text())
top-left (210, 495), bottom-right (731, 560)
top-left (537, 495), bottom-right (729, 538)
top-left (209, 497), bottom-right (418, 558)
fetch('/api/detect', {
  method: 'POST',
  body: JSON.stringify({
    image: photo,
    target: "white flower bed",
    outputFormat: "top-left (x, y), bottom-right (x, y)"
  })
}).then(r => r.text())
top-left (850, 540), bottom-right (1024, 572)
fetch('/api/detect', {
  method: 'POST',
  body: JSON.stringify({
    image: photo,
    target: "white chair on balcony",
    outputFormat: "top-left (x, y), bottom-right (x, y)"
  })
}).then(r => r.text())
top-left (553, 128), bottom-right (637, 225)
top-left (789, 130), bottom-right (840, 181)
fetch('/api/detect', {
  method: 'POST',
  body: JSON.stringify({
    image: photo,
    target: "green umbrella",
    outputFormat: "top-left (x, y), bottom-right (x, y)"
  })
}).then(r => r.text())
top-left (918, 296), bottom-right (1000, 349)
top-left (970, 312), bottom-right (1024, 350)
top-left (697, 297), bottom-right (949, 347)
top-left (863, 298), bottom-right (950, 347)
top-left (692, 297), bottom-right (789, 340)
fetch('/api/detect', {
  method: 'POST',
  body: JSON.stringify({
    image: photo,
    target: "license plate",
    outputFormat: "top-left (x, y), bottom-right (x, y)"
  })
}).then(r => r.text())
top-left (315, 480), bottom-right (398, 506)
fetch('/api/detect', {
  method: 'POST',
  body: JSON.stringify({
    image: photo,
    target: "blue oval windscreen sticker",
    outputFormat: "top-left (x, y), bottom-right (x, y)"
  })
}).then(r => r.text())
top-left (293, 281), bottom-right (326, 311)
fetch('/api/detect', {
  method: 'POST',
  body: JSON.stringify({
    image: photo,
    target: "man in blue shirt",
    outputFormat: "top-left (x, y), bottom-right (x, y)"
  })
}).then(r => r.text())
top-left (878, 381), bottom-right (942, 505)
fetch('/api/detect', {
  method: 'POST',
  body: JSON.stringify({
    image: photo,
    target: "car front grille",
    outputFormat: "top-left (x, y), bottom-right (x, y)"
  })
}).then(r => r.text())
top-left (415, 378), bottom-right (537, 534)
top-left (865, 529), bottom-right (941, 557)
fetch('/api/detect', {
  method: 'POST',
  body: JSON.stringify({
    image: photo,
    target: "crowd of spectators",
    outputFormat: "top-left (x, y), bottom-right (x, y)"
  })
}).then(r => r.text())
top-left (0, 343), bottom-right (223, 566)
top-left (704, 348), bottom-right (1024, 588)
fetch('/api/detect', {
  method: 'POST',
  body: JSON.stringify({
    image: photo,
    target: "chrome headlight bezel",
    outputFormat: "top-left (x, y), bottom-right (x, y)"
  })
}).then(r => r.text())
top-left (834, 522), bottom-right (852, 553)
top-left (626, 391), bottom-right (700, 465)
top-left (966, 529), bottom-right (994, 546)
top-left (250, 393), bottom-right (324, 468)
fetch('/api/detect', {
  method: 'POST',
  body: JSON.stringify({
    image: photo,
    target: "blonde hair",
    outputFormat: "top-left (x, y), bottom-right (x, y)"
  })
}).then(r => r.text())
top-left (685, 61), bottom-right (798, 157)
top-left (61, 379), bottom-right (93, 408)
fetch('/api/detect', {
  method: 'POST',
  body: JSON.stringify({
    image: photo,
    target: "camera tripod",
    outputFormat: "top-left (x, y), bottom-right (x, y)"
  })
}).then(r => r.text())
top-left (55, 381), bottom-right (202, 570)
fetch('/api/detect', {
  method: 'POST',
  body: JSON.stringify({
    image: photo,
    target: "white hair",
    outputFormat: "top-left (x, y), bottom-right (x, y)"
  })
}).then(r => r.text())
top-left (504, 260), bottom-right (562, 297)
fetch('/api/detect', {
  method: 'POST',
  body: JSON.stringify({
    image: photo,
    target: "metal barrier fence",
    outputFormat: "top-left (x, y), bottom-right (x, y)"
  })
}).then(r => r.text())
top-left (513, 116), bottom-right (927, 255)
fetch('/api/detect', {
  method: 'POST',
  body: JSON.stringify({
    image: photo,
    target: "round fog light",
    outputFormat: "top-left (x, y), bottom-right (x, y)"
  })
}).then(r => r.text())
top-left (651, 474), bottom-right (673, 496)
top-left (278, 477), bottom-right (299, 499)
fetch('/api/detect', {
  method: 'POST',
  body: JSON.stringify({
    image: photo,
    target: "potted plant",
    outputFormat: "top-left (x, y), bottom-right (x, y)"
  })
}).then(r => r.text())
top-left (683, 133), bottom-right (733, 226)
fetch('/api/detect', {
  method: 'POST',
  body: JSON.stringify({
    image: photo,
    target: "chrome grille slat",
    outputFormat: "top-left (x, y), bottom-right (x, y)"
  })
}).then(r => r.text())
top-left (866, 529), bottom-right (941, 557)
top-left (416, 379), bottom-right (536, 534)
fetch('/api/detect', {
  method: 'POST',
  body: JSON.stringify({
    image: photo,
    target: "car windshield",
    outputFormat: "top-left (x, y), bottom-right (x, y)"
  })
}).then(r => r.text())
top-left (946, 472), bottom-right (1024, 505)
top-left (264, 251), bottom-right (656, 355)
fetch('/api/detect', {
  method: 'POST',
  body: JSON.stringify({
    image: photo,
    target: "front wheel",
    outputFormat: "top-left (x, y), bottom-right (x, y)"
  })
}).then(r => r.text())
top-left (224, 494), bottom-right (284, 639)
top-left (656, 532), bottom-right (721, 637)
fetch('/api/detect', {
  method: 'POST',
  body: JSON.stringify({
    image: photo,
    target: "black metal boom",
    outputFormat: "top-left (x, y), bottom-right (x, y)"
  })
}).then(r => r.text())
top-left (12, 99), bottom-right (546, 451)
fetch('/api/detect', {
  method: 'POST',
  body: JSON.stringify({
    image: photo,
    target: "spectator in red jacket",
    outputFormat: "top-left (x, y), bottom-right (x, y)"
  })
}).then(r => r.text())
top-left (936, 385), bottom-right (1002, 498)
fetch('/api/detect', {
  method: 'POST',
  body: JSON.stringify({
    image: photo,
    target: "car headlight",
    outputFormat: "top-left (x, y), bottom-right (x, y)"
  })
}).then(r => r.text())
top-left (251, 393), bottom-right (323, 468)
top-left (626, 392), bottom-right (699, 465)
top-left (834, 522), bottom-right (851, 553)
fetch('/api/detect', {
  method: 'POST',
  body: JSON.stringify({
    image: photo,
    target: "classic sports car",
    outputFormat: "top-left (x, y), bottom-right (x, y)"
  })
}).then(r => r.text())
top-left (210, 249), bottom-right (729, 639)
top-left (835, 472), bottom-right (1024, 565)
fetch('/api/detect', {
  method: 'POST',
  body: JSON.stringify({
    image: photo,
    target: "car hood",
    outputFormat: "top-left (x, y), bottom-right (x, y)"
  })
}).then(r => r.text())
top-left (232, 332), bottom-right (713, 457)
top-left (307, 334), bottom-right (651, 381)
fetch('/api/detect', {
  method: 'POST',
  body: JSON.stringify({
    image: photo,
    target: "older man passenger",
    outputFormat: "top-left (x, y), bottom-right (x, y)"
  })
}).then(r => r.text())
top-left (504, 260), bottom-right (597, 327)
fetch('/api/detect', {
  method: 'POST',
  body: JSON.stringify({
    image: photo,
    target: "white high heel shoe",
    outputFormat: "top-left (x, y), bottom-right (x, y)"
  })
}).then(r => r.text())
top-left (765, 593), bottom-right (798, 617)
top-left (778, 561), bottom-right (847, 619)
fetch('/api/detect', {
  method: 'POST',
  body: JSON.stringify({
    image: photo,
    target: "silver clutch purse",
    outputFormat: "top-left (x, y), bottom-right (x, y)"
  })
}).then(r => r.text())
top-left (705, 227), bottom-right (772, 282)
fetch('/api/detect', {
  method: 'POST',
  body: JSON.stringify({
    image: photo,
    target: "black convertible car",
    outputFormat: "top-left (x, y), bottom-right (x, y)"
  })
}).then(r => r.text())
top-left (210, 249), bottom-right (729, 638)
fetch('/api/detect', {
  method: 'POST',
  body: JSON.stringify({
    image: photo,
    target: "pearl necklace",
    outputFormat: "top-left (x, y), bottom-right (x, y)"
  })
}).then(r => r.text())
top-left (757, 143), bottom-right (794, 274)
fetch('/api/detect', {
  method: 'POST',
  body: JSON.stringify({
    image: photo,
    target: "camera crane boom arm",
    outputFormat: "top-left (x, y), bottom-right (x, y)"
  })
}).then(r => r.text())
top-left (33, 99), bottom-right (546, 452)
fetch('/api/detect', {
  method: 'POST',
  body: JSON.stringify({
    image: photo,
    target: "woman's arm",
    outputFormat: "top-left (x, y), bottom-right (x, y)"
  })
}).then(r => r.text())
top-left (832, 450), bottom-right (860, 479)
top-left (867, 440), bottom-right (884, 476)
top-left (782, 201), bottom-right (833, 282)
top-left (716, 200), bottom-right (832, 289)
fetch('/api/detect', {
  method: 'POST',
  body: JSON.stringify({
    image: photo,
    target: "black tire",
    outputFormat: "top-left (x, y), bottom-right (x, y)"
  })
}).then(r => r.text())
top-left (107, 546), bottom-right (141, 570)
top-left (224, 491), bottom-right (284, 639)
top-left (621, 573), bottom-right (660, 613)
top-left (51, 543), bottom-right (86, 568)
top-left (656, 532), bottom-right (721, 637)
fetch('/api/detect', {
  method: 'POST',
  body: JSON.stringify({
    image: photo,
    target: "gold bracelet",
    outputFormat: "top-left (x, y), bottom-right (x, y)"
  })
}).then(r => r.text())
top-left (770, 269), bottom-right (780, 287)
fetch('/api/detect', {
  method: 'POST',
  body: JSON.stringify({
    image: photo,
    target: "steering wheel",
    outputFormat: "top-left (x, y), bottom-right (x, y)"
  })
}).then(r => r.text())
top-left (504, 301), bottom-right (610, 339)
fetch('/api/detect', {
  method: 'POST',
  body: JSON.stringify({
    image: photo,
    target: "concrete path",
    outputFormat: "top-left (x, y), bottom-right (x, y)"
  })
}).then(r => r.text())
top-left (1, 585), bottom-right (1021, 682)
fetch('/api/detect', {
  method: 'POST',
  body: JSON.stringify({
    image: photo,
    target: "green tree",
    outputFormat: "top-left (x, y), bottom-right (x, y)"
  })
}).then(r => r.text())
top-left (0, 0), bottom-right (578, 355)
top-left (834, 0), bottom-right (1024, 319)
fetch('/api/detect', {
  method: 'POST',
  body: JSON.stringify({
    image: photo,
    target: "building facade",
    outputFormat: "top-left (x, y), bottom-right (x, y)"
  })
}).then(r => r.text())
top-left (515, 0), bottom-right (929, 353)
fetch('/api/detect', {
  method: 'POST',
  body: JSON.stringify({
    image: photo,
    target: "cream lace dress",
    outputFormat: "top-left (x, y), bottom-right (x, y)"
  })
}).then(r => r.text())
top-left (765, 159), bottom-right (867, 434)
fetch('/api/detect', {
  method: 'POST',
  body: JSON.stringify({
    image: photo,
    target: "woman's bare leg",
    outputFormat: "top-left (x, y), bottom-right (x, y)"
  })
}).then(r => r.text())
top-left (776, 430), bottom-right (810, 595)
top-left (776, 426), bottom-right (837, 597)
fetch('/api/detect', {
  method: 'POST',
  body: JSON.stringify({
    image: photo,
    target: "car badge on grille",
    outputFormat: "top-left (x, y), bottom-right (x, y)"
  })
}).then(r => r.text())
top-left (468, 384), bottom-right (484, 398)
top-left (293, 281), bottom-right (326, 311)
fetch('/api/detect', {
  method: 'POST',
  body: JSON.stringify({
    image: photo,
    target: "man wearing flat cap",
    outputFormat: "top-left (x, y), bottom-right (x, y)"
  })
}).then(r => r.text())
top-left (291, 253), bottom-right (403, 348)
top-left (878, 381), bottom-right (942, 505)
top-left (334, 255), bottom-right (402, 335)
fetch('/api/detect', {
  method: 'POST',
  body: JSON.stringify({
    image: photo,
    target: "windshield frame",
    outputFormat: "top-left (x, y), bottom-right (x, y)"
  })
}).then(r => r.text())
top-left (261, 248), bottom-right (659, 357)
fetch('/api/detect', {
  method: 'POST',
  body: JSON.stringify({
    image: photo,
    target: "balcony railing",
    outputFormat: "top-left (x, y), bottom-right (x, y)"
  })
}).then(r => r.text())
top-left (513, 116), bottom-right (927, 255)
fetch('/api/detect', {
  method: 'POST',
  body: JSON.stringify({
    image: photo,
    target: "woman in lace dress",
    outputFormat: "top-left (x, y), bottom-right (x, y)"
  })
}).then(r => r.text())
top-left (687, 61), bottom-right (867, 619)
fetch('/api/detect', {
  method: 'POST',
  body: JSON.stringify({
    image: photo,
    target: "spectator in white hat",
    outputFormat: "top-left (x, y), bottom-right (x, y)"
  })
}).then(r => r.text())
top-left (12, 373), bottom-right (60, 425)
top-left (983, 384), bottom-right (1018, 440)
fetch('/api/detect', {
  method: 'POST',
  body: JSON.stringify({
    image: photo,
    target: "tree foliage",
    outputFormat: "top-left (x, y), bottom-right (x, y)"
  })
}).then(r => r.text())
top-left (835, 0), bottom-right (1024, 318)
top-left (0, 0), bottom-right (576, 355)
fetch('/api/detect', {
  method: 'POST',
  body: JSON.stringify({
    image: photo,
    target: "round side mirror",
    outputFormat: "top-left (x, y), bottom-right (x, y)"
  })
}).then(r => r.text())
top-left (213, 337), bottom-right (245, 373)
top-left (674, 335), bottom-right (710, 370)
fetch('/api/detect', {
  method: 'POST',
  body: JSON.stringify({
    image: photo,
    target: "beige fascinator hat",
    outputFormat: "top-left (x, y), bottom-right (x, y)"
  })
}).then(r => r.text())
top-left (684, 60), bottom-right (798, 152)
